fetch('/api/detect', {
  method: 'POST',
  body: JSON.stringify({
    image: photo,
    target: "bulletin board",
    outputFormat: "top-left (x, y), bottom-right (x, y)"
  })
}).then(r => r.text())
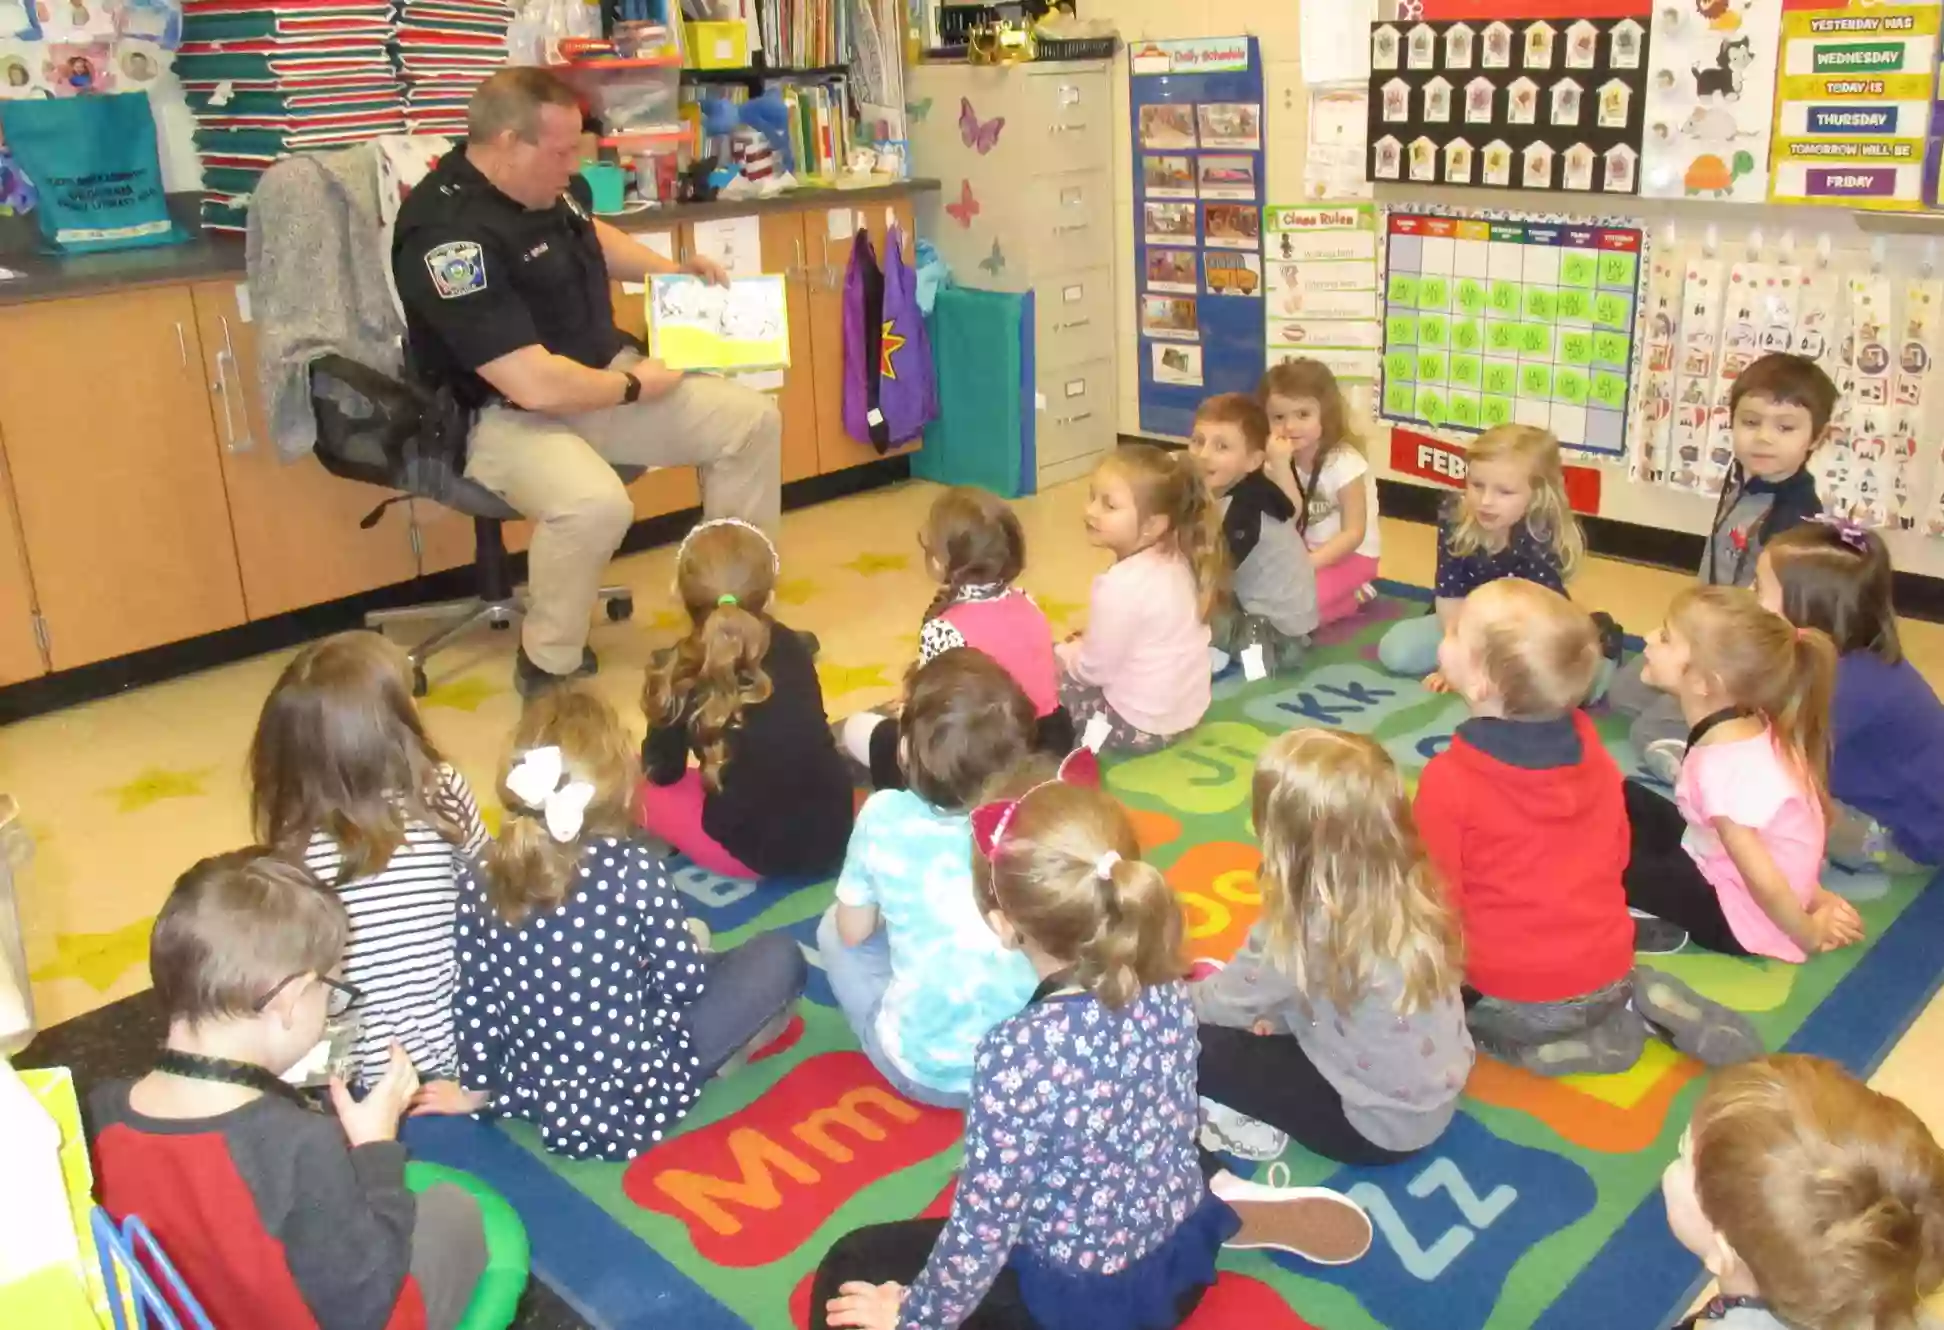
top-left (0, 0), bottom-right (178, 100)
top-left (1378, 207), bottom-right (1647, 458)
top-left (1129, 36), bottom-right (1267, 438)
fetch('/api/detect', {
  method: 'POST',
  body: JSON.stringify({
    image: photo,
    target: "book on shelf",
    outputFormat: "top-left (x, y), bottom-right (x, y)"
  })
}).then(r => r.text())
top-left (649, 273), bottom-right (792, 372)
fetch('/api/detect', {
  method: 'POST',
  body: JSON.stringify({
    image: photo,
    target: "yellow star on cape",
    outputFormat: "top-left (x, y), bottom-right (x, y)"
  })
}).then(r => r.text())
top-left (420, 675), bottom-right (501, 712)
top-left (772, 576), bottom-right (819, 606)
top-left (816, 661), bottom-right (891, 700)
top-left (32, 918), bottom-right (153, 992)
top-left (106, 767), bottom-right (214, 814)
top-left (881, 320), bottom-right (908, 379)
top-left (841, 552), bottom-right (909, 577)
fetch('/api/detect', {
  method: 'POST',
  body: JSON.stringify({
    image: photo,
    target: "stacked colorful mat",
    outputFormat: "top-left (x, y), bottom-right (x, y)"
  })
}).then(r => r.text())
top-left (393, 0), bottom-right (512, 136)
top-left (177, 0), bottom-right (405, 230)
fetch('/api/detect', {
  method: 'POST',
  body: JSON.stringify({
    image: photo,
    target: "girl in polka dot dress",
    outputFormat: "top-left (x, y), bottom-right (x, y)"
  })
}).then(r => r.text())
top-left (1376, 423), bottom-right (1586, 688)
top-left (414, 686), bottom-right (807, 1161)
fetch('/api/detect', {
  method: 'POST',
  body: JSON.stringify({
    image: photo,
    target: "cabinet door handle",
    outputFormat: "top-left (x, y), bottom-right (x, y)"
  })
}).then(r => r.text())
top-left (1057, 411), bottom-right (1094, 426)
top-left (217, 315), bottom-right (253, 452)
top-left (174, 321), bottom-right (187, 369)
top-left (793, 235), bottom-right (805, 281)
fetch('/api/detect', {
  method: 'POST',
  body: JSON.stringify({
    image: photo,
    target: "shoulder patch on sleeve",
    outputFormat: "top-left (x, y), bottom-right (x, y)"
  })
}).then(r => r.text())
top-left (424, 240), bottom-right (488, 298)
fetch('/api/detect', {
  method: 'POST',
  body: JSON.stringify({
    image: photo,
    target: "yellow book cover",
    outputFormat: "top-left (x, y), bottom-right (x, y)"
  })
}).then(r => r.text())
top-left (648, 274), bottom-right (791, 372)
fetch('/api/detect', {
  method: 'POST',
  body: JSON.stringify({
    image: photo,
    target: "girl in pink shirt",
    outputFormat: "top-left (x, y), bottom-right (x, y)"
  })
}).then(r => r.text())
top-left (841, 486), bottom-right (1073, 787)
top-left (1626, 586), bottom-right (1865, 962)
top-left (1057, 445), bottom-right (1225, 753)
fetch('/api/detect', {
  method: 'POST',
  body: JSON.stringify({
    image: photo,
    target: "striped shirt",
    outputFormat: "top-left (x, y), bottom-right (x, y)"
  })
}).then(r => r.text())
top-left (301, 764), bottom-right (488, 1086)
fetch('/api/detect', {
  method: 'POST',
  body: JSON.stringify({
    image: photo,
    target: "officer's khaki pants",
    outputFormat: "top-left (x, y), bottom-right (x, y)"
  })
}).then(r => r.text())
top-left (466, 350), bottom-right (782, 676)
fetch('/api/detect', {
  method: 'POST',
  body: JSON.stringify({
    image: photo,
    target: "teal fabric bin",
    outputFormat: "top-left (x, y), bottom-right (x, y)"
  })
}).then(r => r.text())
top-left (914, 286), bottom-right (1035, 498)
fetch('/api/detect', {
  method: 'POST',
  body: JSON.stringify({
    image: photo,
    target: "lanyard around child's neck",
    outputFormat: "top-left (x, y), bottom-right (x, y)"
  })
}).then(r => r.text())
top-left (153, 1049), bottom-right (310, 1106)
top-left (1029, 971), bottom-right (1084, 1005)
top-left (1686, 705), bottom-right (1753, 750)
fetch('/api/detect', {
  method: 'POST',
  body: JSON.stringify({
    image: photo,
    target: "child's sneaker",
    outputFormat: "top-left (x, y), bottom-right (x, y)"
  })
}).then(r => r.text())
top-left (1354, 583), bottom-right (1379, 606)
top-left (1199, 1098), bottom-right (1289, 1162)
top-left (1211, 1167), bottom-right (1373, 1265)
top-left (1629, 911), bottom-right (1688, 955)
top-left (1632, 967), bottom-right (1763, 1067)
top-left (685, 917), bottom-right (713, 952)
top-left (1640, 739), bottom-right (1687, 788)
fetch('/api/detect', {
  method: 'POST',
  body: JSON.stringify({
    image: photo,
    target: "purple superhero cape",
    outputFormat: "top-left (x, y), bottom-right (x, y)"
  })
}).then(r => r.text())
top-left (843, 222), bottom-right (937, 451)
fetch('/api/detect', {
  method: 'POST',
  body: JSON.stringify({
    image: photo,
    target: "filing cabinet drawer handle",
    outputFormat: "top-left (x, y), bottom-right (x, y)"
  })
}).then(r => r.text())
top-left (1054, 318), bottom-right (1092, 331)
top-left (1057, 411), bottom-right (1094, 426)
top-left (1049, 123), bottom-right (1090, 134)
top-left (1053, 222), bottom-right (1090, 234)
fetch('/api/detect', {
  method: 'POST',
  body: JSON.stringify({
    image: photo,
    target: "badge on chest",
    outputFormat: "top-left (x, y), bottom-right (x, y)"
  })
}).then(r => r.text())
top-left (425, 240), bottom-right (487, 299)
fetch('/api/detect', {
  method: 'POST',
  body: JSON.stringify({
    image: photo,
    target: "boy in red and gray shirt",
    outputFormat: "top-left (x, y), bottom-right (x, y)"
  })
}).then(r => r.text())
top-left (89, 849), bottom-right (490, 1330)
top-left (1414, 581), bottom-right (1760, 1075)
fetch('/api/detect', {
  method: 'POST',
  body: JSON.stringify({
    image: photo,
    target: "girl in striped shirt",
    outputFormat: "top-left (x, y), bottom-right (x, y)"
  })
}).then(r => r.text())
top-left (250, 630), bottom-right (488, 1090)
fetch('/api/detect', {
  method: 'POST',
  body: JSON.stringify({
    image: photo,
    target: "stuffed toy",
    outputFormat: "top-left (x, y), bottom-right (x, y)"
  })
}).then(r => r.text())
top-left (700, 91), bottom-right (796, 178)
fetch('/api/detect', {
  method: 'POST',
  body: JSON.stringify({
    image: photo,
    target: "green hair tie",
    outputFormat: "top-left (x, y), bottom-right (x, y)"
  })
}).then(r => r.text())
top-left (717, 593), bottom-right (739, 608)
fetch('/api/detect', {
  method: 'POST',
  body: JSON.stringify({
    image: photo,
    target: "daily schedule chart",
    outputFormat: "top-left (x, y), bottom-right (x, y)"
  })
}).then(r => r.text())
top-left (1378, 211), bottom-right (1644, 457)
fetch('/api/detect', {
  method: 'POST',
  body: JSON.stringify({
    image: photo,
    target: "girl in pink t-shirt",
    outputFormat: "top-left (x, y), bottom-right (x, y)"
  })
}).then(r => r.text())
top-left (1625, 586), bottom-right (1865, 962)
top-left (841, 486), bottom-right (1072, 787)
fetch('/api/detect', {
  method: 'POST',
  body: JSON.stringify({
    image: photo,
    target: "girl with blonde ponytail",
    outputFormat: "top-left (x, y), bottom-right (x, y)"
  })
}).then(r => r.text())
top-left (640, 517), bottom-right (853, 879)
top-left (1630, 585), bottom-right (1864, 962)
top-left (427, 684), bottom-right (808, 1161)
top-left (813, 751), bottom-right (1374, 1330)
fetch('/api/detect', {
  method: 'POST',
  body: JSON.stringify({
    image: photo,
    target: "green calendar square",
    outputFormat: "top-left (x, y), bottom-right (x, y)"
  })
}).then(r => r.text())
top-left (1598, 251), bottom-right (1638, 289)
top-left (1523, 286), bottom-right (1558, 322)
top-left (1559, 331), bottom-right (1593, 367)
top-left (1448, 394), bottom-right (1481, 428)
top-left (1593, 292), bottom-right (1632, 331)
top-left (1593, 331), bottom-right (1630, 366)
top-left (1489, 281), bottom-right (1523, 315)
top-left (1388, 273), bottom-right (1420, 308)
top-left (1450, 354), bottom-right (1482, 388)
top-left (1481, 395), bottom-right (1514, 427)
top-left (1486, 320), bottom-right (1520, 353)
top-left (1482, 360), bottom-right (1518, 395)
top-left (1520, 323), bottom-right (1554, 357)
top-left (1415, 387), bottom-right (1448, 426)
top-left (1556, 368), bottom-right (1590, 406)
top-left (1561, 252), bottom-right (1598, 289)
top-left (1418, 314), bottom-right (1449, 349)
top-left (1385, 378), bottom-right (1416, 417)
top-left (1591, 371), bottom-right (1629, 409)
top-left (1384, 350), bottom-right (1417, 384)
top-left (1419, 275), bottom-right (1450, 310)
top-left (1387, 314), bottom-right (1419, 347)
top-left (1556, 289), bottom-right (1592, 322)
top-left (1452, 319), bottom-right (1483, 353)
top-left (1456, 279), bottom-right (1487, 317)
top-left (1417, 351), bottom-right (1448, 382)
top-left (1520, 363), bottom-right (1555, 399)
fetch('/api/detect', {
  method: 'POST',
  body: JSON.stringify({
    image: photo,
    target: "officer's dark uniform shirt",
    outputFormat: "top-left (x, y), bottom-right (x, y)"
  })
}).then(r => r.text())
top-left (391, 146), bottom-right (623, 409)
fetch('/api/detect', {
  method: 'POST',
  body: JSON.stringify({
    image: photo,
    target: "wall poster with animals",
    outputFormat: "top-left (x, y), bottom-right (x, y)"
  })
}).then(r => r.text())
top-left (1641, 0), bottom-right (1782, 200)
top-left (1129, 36), bottom-right (1266, 438)
top-left (1770, 3), bottom-right (1939, 208)
top-left (1367, 14), bottom-right (1651, 195)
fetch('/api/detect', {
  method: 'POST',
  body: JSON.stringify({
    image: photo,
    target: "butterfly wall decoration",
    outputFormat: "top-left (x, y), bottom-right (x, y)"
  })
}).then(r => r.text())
top-left (906, 97), bottom-right (934, 123)
top-left (944, 178), bottom-right (980, 228)
top-left (978, 239), bottom-right (1005, 277)
top-left (958, 97), bottom-right (1004, 154)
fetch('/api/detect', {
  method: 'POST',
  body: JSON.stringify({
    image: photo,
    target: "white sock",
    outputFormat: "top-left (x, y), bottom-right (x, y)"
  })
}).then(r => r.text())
top-left (1209, 647), bottom-right (1233, 675)
top-left (840, 712), bottom-right (887, 765)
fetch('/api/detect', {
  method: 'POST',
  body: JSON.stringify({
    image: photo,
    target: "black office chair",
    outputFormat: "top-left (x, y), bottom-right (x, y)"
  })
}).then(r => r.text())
top-left (249, 142), bottom-right (637, 697)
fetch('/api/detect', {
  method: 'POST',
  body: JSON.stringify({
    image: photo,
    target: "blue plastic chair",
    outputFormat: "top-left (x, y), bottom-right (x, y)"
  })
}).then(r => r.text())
top-left (90, 1208), bottom-right (214, 1330)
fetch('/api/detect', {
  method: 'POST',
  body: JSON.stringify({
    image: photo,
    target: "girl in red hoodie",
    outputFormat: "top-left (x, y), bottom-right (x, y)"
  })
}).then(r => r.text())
top-left (1415, 580), bottom-right (1761, 1076)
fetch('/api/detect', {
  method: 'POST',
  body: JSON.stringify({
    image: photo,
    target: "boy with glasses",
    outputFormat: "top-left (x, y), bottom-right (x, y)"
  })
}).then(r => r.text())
top-left (90, 849), bottom-right (490, 1330)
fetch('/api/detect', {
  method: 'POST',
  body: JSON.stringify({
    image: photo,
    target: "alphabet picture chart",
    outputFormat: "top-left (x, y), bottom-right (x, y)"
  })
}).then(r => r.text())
top-left (1770, 4), bottom-right (1940, 208)
top-left (1378, 210), bottom-right (1645, 458)
top-left (1368, 16), bottom-right (1651, 195)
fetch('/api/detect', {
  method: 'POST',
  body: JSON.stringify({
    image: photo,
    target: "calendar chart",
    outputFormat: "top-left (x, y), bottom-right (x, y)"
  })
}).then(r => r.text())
top-left (1379, 211), bottom-right (1644, 457)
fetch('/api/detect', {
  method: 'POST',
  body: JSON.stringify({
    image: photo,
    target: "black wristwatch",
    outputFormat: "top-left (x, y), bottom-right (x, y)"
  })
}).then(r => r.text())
top-left (620, 370), bottom-right (642, 404)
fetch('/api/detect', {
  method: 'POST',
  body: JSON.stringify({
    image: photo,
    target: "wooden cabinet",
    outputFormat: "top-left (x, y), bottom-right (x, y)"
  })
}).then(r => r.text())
top-left (0, 449), bottom-right (44, 686)
top-left (760, 211), bottom-right (822, 484)
top-left (191, 281), bottom-right (421, 619)
top-left (806, 197), bottom-right (921, 476)
top-left (0, 287), bottom-right (246, 670)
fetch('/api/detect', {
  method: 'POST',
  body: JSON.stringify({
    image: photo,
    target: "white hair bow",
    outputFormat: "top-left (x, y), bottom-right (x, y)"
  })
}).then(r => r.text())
top-left (505, 746), bottom-right (596, 843)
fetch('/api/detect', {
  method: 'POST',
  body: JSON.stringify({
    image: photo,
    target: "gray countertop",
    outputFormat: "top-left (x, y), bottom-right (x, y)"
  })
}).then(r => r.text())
top-left (0, 178), bottom-right (939, 308)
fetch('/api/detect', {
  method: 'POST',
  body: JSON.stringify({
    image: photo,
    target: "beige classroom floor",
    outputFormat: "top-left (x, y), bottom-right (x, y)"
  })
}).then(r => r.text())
top-left (9, 474), bottom-right (1944, 1172)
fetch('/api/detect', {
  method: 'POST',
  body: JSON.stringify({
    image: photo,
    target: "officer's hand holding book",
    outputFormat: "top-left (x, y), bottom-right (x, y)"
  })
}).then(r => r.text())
top-left (682, 253), bottom-right (730, 286)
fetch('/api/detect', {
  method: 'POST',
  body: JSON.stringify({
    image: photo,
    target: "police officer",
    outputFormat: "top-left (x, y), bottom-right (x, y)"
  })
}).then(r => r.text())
top-left (393, 67), bottom-right (781, 697)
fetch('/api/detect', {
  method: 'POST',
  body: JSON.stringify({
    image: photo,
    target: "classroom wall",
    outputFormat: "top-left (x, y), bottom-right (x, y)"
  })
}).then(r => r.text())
top-left (1091, 0), bottom-right (1944, 584)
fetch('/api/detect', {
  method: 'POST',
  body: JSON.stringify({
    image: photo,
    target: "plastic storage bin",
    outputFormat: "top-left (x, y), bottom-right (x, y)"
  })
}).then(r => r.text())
top-left (555, 47), bottom-right (682, 132)
top-left (683, 21), bottom-right (749, 68)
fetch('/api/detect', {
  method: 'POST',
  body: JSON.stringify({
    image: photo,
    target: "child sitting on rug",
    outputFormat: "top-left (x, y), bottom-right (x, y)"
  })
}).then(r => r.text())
top-left (91, 849), bottom-right (490, 1330)
top-left (1187, 392), bottom-right (1318, 676)
top-left (1627, 587), bottom-right (1865, 962)
top-left (641, 517), bottom-right (854, 879)
top-left (818, 649), bottom-right (1041, 1107)
top-left (1417, 580), bottom-right (1760, 1075)
top-left (1260, 358), bottom-right (1381, 627)
top-left (1662, 1054), bottom-right (1944, 1330)
top-left (1193, 729), bottom-right (1472, 1165)
top-left (250, 629), bottom-right (488, 1093)
top-left (1058, 444), bottom-right (1223, 753)
top-left (1609, 352), bottom-right (1833, 780)
top-left (425, 686), bottom-right (807, 1161)
top-left (813, 750), bottom-right (1372, 1330)
top-left (838, 485), bottom-right (1071, 789)
top-left (1376, 423), bottom-right (1585, 688)
top-left (1756, 520), bottom-right (1943, 872)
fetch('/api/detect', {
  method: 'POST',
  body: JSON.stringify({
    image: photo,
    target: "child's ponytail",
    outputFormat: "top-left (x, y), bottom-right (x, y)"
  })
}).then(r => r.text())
top-left (1776, 625), bottom-right (1837, 812)
top-left (642, 519), bottom-right (779, 791)
top-left (1081, 853), bottom-right (1183, 1009)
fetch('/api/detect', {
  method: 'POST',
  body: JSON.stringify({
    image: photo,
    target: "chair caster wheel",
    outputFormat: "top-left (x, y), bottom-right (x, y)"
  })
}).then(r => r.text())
top-left (490, 618), bottom-right (512, 631)
top-left (412, 666), bottom-right (429, 698)
top-left (606, 594), bottom-right (635, 622)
